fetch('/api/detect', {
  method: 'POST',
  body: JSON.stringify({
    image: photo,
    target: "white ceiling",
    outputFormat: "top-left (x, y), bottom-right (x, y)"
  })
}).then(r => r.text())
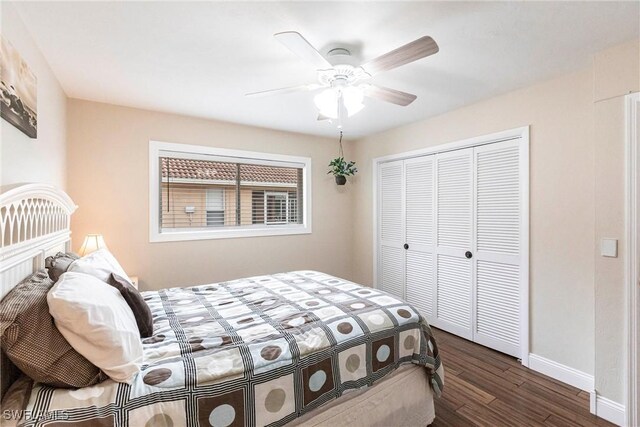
top-left (13, 1), bottom-right (640, 138)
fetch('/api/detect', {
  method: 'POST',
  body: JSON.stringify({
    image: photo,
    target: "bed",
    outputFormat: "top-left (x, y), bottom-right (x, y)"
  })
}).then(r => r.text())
top-left (0, 184), bottom-right (443, 427)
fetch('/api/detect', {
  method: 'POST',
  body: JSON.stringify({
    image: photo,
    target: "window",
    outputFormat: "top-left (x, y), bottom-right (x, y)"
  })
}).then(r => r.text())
top-left (150, 141), bottom-right (311, 242)
top-left (266, 192), bottom-right (289, 224)
top-left (251, 190), bottom-right (298, 225)
top-left (205, 188), bottom-right (225, 226)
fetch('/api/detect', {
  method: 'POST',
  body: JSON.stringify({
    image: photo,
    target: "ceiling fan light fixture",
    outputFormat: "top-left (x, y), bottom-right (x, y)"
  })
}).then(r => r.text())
top-left (314, 89), bottom-right (339, 119)
top-left (342, 86), bottom-right (365, 116)
top-left (313, 87), bottom-right (364, 120)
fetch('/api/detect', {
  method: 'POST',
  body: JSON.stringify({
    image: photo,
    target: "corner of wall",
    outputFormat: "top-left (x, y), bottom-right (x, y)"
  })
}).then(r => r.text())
top-left (593, 39), bottom-right (640, 102)
top-left (592, 38), bottom-right (640, 407)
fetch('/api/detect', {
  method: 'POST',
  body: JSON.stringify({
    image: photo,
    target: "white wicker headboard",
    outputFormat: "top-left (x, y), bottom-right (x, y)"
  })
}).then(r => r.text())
top-left (0, 183), bottom-right (77, 300)
top-left (0, 183), bottom-right (76, 399)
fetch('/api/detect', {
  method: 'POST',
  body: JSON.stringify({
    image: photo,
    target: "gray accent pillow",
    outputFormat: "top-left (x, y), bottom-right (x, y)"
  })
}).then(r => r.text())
top-left (108, 273), bottom-right (154, 338)
top-left (45, 252), bottom-right (80, 282)
top-left (0, 270), bottom-right (106, 388)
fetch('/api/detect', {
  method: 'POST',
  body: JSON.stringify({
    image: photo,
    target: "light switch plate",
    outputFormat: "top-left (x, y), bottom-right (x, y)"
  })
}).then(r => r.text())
top-left (601, 238), bottom-right (618, 257)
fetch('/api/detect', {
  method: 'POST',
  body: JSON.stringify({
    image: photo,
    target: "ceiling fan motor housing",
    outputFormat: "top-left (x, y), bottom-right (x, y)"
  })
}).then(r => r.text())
top-left (319, 47), bottom-right (370, 87)
top-left (318, 66), bottom-right (370, 88)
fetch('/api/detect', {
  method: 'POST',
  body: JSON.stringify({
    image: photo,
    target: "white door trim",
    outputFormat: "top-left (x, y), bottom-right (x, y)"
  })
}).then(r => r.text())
top-left (372, 126), bottom-right (530, 366)
top-left (625, 92), bottom-right (639, 427)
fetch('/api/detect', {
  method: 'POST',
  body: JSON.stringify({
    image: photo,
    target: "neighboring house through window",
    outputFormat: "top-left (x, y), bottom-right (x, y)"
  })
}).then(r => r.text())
top-left (149, 141), bottom-right (311, 241)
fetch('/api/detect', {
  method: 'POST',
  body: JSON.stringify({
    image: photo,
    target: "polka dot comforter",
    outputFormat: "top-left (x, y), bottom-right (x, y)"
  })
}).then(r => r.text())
top-left (10, 271), bottom-right (443, 426)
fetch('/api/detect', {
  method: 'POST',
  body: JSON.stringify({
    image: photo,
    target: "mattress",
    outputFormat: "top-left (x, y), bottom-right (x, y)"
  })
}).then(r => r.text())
top-left (2, 271), bottom-right (442, 426)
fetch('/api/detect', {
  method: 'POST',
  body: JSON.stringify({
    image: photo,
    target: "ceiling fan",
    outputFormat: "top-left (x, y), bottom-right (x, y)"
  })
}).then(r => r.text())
top-left (246, 31), bottom-right (439, 128)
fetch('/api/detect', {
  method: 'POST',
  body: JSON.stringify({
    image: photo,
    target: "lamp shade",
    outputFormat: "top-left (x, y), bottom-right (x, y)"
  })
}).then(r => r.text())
top-left (313, 86), bottom-right (365, 120)
top-left (314, 89), bottom-right (339, 119)
top-left (341, 86), bottom-right (364, 116)
top-left (78, 234), bottom-right (107, 257)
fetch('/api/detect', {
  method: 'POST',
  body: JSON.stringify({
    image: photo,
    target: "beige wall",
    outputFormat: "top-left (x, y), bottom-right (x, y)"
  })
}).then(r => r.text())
top-left (349, 39), bottom-right (639, 404)
top-left (66, 99), bottom-right (355, 291)
top-left (593, 39), bottom-right (639, 404)
top-left (0, 3), bottom-right (67, 189)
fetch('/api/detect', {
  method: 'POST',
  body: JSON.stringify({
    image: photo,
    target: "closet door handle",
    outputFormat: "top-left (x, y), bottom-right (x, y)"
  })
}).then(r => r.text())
top-left (404, 243), bottom-right (409, 250)
top-left (465, 251), bottom-right (473, 259)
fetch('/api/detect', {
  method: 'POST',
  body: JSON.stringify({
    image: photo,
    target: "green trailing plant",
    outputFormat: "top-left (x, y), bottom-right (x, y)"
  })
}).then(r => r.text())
top-left (327, 131), bottom-right (357, 185)
top-left (327, 157), bottom-right (357, 177)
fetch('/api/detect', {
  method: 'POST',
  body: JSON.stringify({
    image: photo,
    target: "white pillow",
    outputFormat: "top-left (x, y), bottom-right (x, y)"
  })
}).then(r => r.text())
top-left (47, 272), bottom-right (143, 383)
top-left (68, 248), bottom-right (129, 283)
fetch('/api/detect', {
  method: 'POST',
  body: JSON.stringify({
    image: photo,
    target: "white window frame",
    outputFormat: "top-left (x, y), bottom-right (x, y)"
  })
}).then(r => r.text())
top-left (149, 140), bottom-right (312, 242)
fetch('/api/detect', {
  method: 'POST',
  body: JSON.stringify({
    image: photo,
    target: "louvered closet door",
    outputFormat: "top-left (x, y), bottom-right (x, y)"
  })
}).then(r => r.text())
top-left (434, 148), bottom-right (474, 340)
top-left (473, 140), bottom-right (523, 357)
top-left (378, 160), bottom-right (405, 298)
top-left (405, 156), bottom-right (435, 322)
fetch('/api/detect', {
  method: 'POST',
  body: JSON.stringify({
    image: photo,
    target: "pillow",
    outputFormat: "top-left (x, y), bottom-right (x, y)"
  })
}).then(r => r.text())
top-left (108, 273), bottom-right (153, 338)
top-left (48, 272), bottom-right (143, 383)
top-left (45, 252), bottom-right (80, 282)
top-left (67, 248), bottom-right (128, 283)
top-left (0, 270), bottom-right (105, 388)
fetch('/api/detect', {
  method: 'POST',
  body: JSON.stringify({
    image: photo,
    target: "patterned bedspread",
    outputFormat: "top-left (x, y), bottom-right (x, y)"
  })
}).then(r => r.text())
top-left (9, 271), bottom-right (443, 427)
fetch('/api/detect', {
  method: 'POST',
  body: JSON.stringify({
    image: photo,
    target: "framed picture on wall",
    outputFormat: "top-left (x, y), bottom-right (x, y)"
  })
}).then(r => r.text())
top-left (0, 35), bottom-right (37, 138)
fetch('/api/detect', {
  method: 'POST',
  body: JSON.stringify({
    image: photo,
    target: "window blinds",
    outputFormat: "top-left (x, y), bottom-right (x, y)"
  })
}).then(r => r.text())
top-left (160, 156), bottom-right (304, 231)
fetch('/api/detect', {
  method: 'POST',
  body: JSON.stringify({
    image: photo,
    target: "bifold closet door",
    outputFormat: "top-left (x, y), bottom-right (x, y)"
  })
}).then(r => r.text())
top-left (473, 140), bottom-right (523, 358)
top-left (375, 137), bottom-right (525, 359)
top-left (434, 148), bottom-right (474, 340)
top-left (377, 160), bottom-right (405, 299)
top-left (405, 156), bottom-right (435, 322)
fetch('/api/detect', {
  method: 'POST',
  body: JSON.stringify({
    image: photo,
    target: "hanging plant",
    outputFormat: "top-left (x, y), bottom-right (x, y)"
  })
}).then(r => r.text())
top-left (327, 131), bottom-right (357, 185)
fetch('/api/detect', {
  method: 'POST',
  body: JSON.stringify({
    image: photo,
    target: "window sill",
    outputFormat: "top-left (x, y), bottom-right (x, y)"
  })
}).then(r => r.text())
top-left (150, 224), bottom-right (312, 242)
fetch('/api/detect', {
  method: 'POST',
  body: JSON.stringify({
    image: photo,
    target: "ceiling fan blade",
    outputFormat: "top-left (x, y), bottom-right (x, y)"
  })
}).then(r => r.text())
top-left (274, 31), bottom-right (333, 70)
top-left (363, 84), bottom-right (417, 106)
top-left (245, 83), bottom-right (320, 98)
top-left (360, 36), bottom-right (439, 76)
top-left (317, 114), bottom-right (331, 121)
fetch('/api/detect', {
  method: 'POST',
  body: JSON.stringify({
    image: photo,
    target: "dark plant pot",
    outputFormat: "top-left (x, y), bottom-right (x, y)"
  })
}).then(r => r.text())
top-left (335, 175), bottom-right (347, 185)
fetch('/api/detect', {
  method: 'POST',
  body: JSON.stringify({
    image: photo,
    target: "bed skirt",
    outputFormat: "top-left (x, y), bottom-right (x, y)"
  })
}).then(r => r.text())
top-left (293, 364), bottom-right (436, 427)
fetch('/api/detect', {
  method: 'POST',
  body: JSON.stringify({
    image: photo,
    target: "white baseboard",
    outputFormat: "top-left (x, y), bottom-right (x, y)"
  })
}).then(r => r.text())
top-left (528, 353), bottom-right (594, 391)
top-left (590, 392), bottom-right (626, 426)
top-left (527, 354), bottom-right (625, 425)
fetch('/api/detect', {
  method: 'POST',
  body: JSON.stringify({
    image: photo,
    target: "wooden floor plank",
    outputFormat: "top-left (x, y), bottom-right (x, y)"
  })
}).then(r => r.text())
top-left (430, 328), bottom-right (615, 427)
top-left (456, 402), bottom-right (518, 427)
top-left (544, 414), bottom-right (584, 427)
top-left (506, 366), bottom-right (581, 399)
top-left (488, 398), bottom-right (547, 426)
top-left (445, 365), bottom-right (463, 377)
top-left (433, 395), bottom-right (477, 426)
top-left (442, 347), bottom-right (512, 378)
top-left (443, 371), bottom-right (496, 406)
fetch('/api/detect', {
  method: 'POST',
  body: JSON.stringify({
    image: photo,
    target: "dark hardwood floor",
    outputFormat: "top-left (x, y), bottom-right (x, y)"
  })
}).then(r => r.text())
top-left (430, 328), bottom-right (614, 427)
